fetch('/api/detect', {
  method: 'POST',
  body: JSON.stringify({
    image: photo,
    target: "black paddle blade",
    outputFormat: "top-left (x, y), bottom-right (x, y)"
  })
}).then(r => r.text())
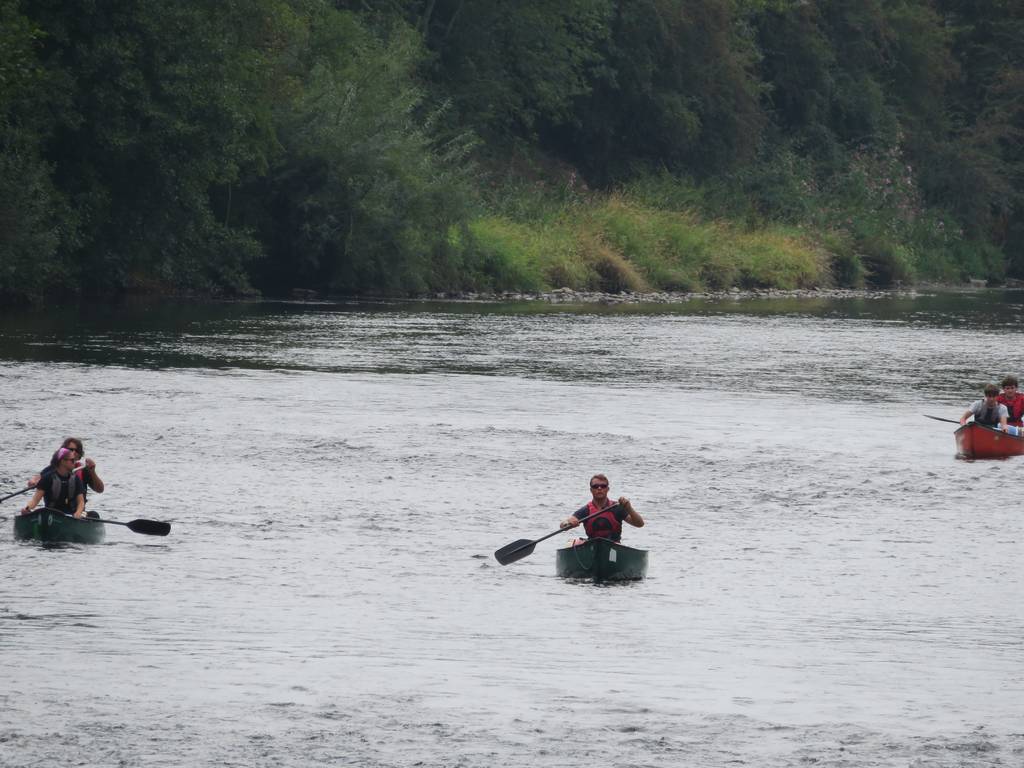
top-left (494, 538), bottom-right (536, 565)
top-left (126, 519), bottom-right (171, 536)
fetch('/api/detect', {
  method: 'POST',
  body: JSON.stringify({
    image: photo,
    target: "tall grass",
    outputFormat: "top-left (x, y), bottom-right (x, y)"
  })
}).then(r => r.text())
top-left (466, 192), bottom-right (831, 293)
top-left (461, 141), bottom-right (1006, 295)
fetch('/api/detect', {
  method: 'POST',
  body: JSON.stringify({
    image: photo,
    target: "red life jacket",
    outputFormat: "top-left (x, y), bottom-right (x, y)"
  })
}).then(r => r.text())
top-left (998, 392), bottom-right (1024, 426)
top-left (582, 501), bottom-right (623, 541)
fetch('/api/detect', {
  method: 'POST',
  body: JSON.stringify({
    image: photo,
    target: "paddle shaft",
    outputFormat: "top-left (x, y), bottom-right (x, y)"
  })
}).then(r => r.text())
top-left (494, 503), bottom-right (621, 565)
top-left (0, 486), bottom-right (33, 503)
top-left (924, 414), bottom-right (961, 425)
top-left (926, 414), bottom-right (1017, 431)
top-left (544, 505), bottom-right (618, 543)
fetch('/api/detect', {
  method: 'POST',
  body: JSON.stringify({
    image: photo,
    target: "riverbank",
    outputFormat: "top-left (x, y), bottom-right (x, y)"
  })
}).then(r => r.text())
top-left (290, 280), bottom-right (1016, 306)
top-left (423, 286), bottom-right (927, 304)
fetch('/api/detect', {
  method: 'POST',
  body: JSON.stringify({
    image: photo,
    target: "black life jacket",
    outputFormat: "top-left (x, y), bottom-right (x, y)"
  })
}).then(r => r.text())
top-left (39, 466), bottom-right (90, 501)
top-left (45, 471), bottom-right (83, 513)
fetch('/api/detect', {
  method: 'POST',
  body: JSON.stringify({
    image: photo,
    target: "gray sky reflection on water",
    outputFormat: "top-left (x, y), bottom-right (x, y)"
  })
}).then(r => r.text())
top-left (0, 292), bottom-right (1022, 767)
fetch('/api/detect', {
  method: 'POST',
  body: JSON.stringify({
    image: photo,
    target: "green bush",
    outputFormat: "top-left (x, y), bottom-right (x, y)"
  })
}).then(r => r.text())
top-left (818, 230), bottom-right (866, 287)
top-left (853, 233), bottom-right (916, 286)
top-left (731, 229), bottom-right (829, 290)
top-left (467, 217), bottom-right (554, 291)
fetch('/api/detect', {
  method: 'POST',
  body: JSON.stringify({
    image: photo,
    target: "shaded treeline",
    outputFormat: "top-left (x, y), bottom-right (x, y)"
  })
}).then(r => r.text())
top-left (1, 0), bottom-right (1022, 305)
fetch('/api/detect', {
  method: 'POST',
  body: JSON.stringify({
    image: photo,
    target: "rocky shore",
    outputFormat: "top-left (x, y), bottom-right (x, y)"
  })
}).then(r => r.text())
top-left (291, 280), bottom-right (1012, 305)
top-left (422, 286), bottom-right (927, 304)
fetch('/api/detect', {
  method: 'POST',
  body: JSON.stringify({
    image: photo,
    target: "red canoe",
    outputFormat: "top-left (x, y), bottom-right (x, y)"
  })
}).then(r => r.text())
top-left (954, 422), bottom-right (1024, 459)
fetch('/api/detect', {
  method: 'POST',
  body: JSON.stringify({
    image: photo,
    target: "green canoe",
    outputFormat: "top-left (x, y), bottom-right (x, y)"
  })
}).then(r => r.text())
top-left (13, 508), bottom-right (106, 544)
top-left (555, 538), bottom-right (648, 582)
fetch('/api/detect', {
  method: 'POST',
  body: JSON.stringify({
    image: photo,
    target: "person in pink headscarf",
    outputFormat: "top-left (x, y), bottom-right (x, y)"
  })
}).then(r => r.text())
top-left (22, 447), bottom-right (86, 518)
top-left (27, 436), bottom-right (105, 499)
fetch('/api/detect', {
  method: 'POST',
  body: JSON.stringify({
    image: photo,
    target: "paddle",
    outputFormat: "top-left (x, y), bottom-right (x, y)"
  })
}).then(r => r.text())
top-left (924, 414), bottom-right (961, 425)
top-left (32, 507), bottom-right (172, 536)
top-left (494, 504), bottom-right (620, 566)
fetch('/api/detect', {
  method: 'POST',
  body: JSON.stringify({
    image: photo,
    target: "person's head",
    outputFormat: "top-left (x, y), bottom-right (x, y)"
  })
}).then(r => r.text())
top-left (1002, 376), bottom-right (1018, 393)
top-left (984, 383), bottom-right (1000, 401)
top-left (589, 473), bottom-right (609, 500)
top-left (61, 436), bottom-right (84, 459)
top-left (50, 446), bottom-right (78, 471)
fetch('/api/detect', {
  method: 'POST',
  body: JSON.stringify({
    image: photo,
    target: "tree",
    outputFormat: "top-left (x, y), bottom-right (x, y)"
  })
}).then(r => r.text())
top-left (0, 0), bottom-right (71, 304)
top-left (17, 0), bottom-right (298, 295)
top-left (551, 0), bottom-right (765, 184)
top-left (252, 9), bottom-right (477, 295)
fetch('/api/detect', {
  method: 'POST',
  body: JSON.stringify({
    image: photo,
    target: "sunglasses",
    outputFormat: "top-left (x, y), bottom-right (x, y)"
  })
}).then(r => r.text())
top-left (590, 483), bottom-right (608, 489)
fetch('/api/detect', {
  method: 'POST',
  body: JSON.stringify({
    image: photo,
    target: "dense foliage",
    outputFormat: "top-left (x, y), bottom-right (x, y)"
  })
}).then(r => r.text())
top-left (1, 0), bottom-right (1022, 304)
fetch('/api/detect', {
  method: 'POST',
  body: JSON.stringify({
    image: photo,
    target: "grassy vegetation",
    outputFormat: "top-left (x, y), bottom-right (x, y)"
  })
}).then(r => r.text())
top-left (465, 190), bottom-right (832, 295)
top-left (458, 152), bottom-right (1006, 296)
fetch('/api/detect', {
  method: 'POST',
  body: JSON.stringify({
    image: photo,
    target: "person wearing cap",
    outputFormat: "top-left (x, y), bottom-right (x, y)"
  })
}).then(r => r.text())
top-left (559, 473), bottom-right (644, 541)
top-left (28, 436), bottom-right (104, 499)
top-left (960, 383), bottom-right (1009, 430)
top-left (22, 447), bottom-right (86, 518)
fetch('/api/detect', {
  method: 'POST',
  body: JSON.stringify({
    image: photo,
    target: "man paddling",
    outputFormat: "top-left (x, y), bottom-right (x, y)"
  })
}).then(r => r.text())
top-left (960, 383), bottom-right (1009, 431)
top-left (559, 473), bottom-right (644, 541)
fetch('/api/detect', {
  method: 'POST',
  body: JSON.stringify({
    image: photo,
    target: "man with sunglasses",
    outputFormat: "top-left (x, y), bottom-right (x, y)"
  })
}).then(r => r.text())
top-left (559, 474), bottom-right (644, 541)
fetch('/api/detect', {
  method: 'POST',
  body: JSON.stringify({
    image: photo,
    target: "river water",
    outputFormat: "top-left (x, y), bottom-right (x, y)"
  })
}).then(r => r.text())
top-left (0, 291), bottom-right (1021, 767)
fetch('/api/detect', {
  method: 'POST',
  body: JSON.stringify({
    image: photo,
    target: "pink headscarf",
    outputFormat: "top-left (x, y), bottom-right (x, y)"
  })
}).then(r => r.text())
top-left (50, 447), bottom-right (76, 467)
